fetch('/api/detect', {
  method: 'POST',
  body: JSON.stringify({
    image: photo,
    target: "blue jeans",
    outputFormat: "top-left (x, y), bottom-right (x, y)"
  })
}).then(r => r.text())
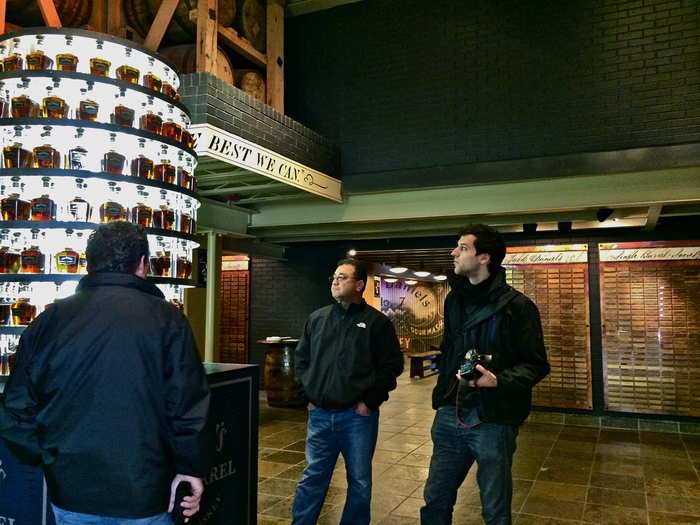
top-left (420, 406), bottom-right (518, 525)
top-left (292, 406), bottom-right (379, 525)
top-left (51, 505), bottom-right (173, 525)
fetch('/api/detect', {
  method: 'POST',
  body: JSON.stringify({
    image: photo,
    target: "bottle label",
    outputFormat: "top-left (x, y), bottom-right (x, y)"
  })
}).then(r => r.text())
top-left (57, 254), bottom-right (78, 266)
top-left (70, 150), bottom-right (87, 170)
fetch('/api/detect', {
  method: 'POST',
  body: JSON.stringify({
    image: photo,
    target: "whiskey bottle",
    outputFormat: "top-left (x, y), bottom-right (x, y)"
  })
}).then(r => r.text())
top-left (154, 161), bottom-right (176, 184)
top-left (102, 150), bottom-right (126, 174)
top-left (140, 112), bottom-right (163, 135)
top-left (153, 206), bottom-right (175, 230)
top-left (11, 298), bottom-right (36, 325)
top-left (131, 155), bottom-right (154, 179)
top-left (116, 65), bottom-right (140, 84)
top-left (3, 54), bottom-right (22, 71)
top-left (176, 257), bottom-right (192, 279)
top-left (68, 195), bottom-right (91, 222)
top-left (150, 252), bottom-right (171, 277)
top-left (42, 95), bottom-right (68, 118)
top-left (55, 248), bottom-right (79, 273)
top-left (177, 168), bottom-right (193, 190)
top-left (1, 194), bottom-right (30, 220)
top-left (179, 212), bottom-right (193, 234)
top-left (20, 246), bottom-right (45, 273)
top-left (11, 95), bottom-right (36, 118)
top-left (0, 304), bottom-right (10, 325)
top-left (162, 120), bottom-right (182, 142)
top-left (26, 50), bottom-right (53, 70)
top-left (100, 200), bottom-right (127, 223)
top-left (79, 252), bottom-right (87, 274)
top-left (0, 248), bottom-right (20, 273)
top-left (144, 73), bottom-right (162, 92)
top-left (33, 144), bottom-right (61, 169)
top-left (67, 146), bottom-right (89, 170)
top-left (30, 195), bottom-right (55, 221)
top-left (113, 104), bottom-right (135, 127)
top-left (56, 53), bottom-right (78, 71)
top-left (89, 57), bottom-right (111, 76)
top-left (78, 99), bottom-right (99, 121)
top-left (161, 82), bottom-right (177, 99)
top-left (180, 130), bottom-right (195, 149)
top-left (131, 203), bottom-right (153, 227)
top-left (3, 144), bottom-right (33, 168)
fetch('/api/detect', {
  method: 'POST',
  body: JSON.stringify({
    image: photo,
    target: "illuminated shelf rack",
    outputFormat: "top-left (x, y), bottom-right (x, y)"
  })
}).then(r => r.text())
top-left (0, 28), bottom-right (200, 369)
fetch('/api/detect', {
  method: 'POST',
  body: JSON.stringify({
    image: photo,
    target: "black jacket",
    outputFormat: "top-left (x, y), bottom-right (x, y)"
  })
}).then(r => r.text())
top-left (0, 272), bottom-right (210, 518)
top-left (295, 299), bottom-right (403, 410)
top-left (432, 269), bottom-right (549, 425)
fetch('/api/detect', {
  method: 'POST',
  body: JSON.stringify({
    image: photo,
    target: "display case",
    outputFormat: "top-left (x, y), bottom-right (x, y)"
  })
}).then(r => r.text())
top-left (0, 28), bottom-right (200, 375)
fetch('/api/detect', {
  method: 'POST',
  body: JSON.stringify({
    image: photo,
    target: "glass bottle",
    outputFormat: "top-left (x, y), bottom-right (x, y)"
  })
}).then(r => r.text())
top-left (78, 98), bottom-right (99, 121)
top-left (55, 248), bottom-right (79, 273)
top-left (11, 298), bottom-right (36, 325)
top-left (100, 200), bottom-right (126, 223)
top-left (154, 161), bottom-right (176, 184)
top-left (67, 146), bottom-right (89, 170)
top-left (161, 83), bottom-right (177, 99)
top-left (113, 105), bottom-right (135, 127)
top-left (162, 120), bottom-right (182, 142)
top-left (3, 144), bottom-right (33, 168)
top-left (179, 212), bottom-right (193, 234)
top-left (68, 180), bottom-right (92, 222)
top-left (0, 247), bottom-right (20, 273)
top-left (30, 195), bottom-right (55, 221)
top-left (89, 57), bottom-right (111, 76)
top-left (20, 246), bottom-right (44, 273)
top-left (56, 53), bottom-right (78, 71)
top-left (150, 252), bottom-right (171, 277)
top-left (42, 94), bottom-right (68, 118)
top-left (3, 53), bottom-right (22, 71)
top-left (79, 252), bottom-right (87, 274)
top-left (33, 144), bottom-right (61, 168)
top-left (176, 257), bottom-right (192, 279)
top-left (26, 50), bottom-right (52, 70)
top-left (153, 206), bottom-right (175, 230)
top-left (116, 65), bottom-right (140, 84)
top-left (1, 194), bottom-right (30, 220)
top-left (102, 151), bottom-right (126, 174)
top-left (177, 168), bottom-right (193, 189)
top-left (180, 130), bottom-right (195, 149)
top-left (131, 155), bottom-right (154, 179)
top-left (131, 202), bottom-right (152, 227)
top-left (140, 111), bottom-right (162, 134)
top-left (143, 73), bottom-right (162, 92)
top-left (0, 96), bottom-right (7, 118)
top-left (0, 304), bottom-right (10, 325)
top-left (11, 95), bottom-right (36, 118)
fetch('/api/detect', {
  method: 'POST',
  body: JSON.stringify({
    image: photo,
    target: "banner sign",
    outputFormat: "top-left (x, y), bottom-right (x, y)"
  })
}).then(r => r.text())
top-left (599, 246), bottom-right (700, 262)
top-left (191, 123), bottom-right (342, 203)
top-left (503, 251), bottom-right (588, 265)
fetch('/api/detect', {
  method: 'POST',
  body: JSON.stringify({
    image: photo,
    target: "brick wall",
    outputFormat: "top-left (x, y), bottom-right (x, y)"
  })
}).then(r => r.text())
top-left (286, 0), bottom-right (700, 189)
top-left (179, 73), bottom-right (340, 177)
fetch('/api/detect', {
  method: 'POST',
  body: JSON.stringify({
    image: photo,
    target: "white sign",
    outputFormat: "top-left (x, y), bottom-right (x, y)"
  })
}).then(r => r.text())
top-left (503, 251), bottom-right (588, 265)
top-left (600, 246), bottom-right (700, 262)
top-left (191, 123), bottom-right (342, 202)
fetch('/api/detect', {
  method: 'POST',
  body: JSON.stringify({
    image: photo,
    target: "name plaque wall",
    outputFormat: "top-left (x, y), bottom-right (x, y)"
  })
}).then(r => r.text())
top-left (503, 245), bottom-right (588, 265)
top-left (191, 124), bottom-right (342, 202)
top-left (600, 244), bottom-right (700, 262)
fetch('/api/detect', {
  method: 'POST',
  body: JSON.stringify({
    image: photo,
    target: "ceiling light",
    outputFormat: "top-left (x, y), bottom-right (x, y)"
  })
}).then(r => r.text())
top-left (434, 274), bottom-right (447, 281)
top-left (347, 249), bottom-right (357, 256)
top-left (413, 261), bottom-right (430, 277)
top-left (389, 255), bottom-right (407, 273)
top-left (404, 279), bottom-right (418, 285)
top-left (383, 277), bottom-right (398, 283)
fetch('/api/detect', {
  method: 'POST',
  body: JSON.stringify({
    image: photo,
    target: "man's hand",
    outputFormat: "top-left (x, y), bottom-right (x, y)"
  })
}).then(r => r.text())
top-left (455, 365), bottom-right (498, 388)
top-left (355, 401), bottom-right (371, 416)
top-left (168, 474), bottom-right (204, 522)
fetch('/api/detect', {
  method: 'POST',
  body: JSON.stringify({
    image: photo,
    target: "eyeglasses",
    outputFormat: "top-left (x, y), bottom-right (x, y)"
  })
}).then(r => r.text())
top-left (329, 274), bottom-right (356, 283)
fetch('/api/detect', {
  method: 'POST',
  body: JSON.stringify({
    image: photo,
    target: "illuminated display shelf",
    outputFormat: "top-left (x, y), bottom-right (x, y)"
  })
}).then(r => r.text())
top-left (0, 29), bottom-right (200, 364)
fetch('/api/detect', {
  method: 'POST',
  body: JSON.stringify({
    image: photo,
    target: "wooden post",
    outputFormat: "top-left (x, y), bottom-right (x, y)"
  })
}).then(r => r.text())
top-left (107, 0), bottom-right (124, 37)
top-left (266, 0), bottom-right (284, 113)
top-left (196, 0), bottom-right (217, 74)
top-left (37, 0), bottom-right (62, 27)
top-left (144, 0), bottom-right (179, 51)
top-left (0, 0), bottom-right (6, 34)
top-left (89, 0), bottom-right (107, 33)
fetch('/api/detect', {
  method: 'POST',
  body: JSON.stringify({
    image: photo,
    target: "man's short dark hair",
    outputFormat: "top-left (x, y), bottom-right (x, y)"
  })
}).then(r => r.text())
top-left (458, 224), bottom-right (506, 274)
top-left (86, 222), bottom-right (150, 274)
top-left (336, 258), bottom-right (368, 285)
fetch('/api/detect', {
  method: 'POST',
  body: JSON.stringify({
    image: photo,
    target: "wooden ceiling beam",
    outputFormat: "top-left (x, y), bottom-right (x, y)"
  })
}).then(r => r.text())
top-left (144, 0), bottom-right (180, 51)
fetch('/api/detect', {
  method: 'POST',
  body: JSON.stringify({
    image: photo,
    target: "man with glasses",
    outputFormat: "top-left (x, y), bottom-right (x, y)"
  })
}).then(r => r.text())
top-left (292, 258), bottom-right (403, 525)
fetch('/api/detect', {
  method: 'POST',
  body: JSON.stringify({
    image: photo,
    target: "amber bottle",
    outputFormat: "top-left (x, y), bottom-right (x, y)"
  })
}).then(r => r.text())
top-left (178, 168), bottom-right (193, 190)
top-left (103, 151), bottom-right (126, 174)
top-left (78, 99), bottom-right (99, 121)
top-left (153, 206), bottom-right (175, 230)
top-left (131, 155), bottom-right (154, 179)
top-left (161, 82), bottom-right (177, 99)
top-left (55, 248), bottom-right (79, 273)
top-left (1, 194), bottom-right (30, 220)
top-left (42, 95), bottom-right (68, 118)
top-left (0, 248), bottom-right (20, 273)
top-left (131, 203), bottom-right (153, 227)
top-left (26, 51), bottom-right (52, 70)
top-left (176, 257), bottom-right (192, 279)
top-left (3, 54), bottom-right (22, 71)
top-left (89, 58), bottom-right (111, 76)
top-left (33, 145), bottom-right (61, 169)
top-left (30, 195), bottom-right (55, 221)
top-left (154, 161), bottom-right (176, 184)
top-left (144, 73), bottom-right (162, 92)
top-left (56, 53), bottom-right (78, 71)
top-left (11, 298), bottom-right (36, 325)
top-left (11, 95), bottom-right (36, 118)
top-left (150, 252), bottom-right (171, 277)
top-left (179, 213), bottom-right (193, 234)
top-left (3, 144), bottom-right (32, 168)
top-left (113, 105), bottom-right (135, 127)
top-left (100, 201), bottom-right (127, 223)
top-left (180, 130), bottom-right (195, 149)
top-left (162, 120), bottom-right (182, 142)
top-left (116, 65), bottom-right (140, 84)
top-left (20, 246), bottom-right (45, 273)
top-left (140, 112), bottom-right (163, 134)
top-left (0, 304), bottom-right (10, 325)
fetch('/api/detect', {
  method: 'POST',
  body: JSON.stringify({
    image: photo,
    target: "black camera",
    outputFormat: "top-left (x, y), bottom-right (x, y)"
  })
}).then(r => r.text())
top-left (459, 349), bottom-right (492, 380)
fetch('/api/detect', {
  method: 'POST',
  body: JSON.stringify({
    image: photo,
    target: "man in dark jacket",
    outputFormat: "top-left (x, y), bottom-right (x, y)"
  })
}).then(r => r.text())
top-left (0, 222), bottom-right (210, 524)
top-left (421, 225), bottom-right (549, 525)
top-left (292, 258), bottom-right (403, 525)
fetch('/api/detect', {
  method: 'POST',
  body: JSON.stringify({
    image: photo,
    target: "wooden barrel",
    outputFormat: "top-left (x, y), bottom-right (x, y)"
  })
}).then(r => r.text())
top-left (158, 44), bottom-right (235, 85)
top-left (123, 0), bottom-right (236, 45)
top-left (263, 341), bottom-right (304, 407)
top-left (236, 69), bottom-right (265, 103)
top-left (6, 0), bottom-right (91, 28)
top-left (235, 0), bottom-right (266, 52)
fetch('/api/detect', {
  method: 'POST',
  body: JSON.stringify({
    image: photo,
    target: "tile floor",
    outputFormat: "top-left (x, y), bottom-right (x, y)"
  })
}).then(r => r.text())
top-left (256, 370), bottom-right (700, 524)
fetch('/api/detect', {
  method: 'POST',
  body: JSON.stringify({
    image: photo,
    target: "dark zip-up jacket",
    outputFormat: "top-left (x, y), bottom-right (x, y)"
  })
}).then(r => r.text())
top-left (295, 299), bottom-right (403, 410)
top-left (432, 269), bottom-right (549, 425)
top-left (0, 272), bottom-right (210, 519)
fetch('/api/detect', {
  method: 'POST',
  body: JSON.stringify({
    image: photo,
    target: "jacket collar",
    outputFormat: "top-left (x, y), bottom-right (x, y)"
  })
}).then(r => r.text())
top-left (77, 272), bottom-right (165, 299)
top-left (453, 269), bottom-right (518, 330)
top-left (333, 298), bottom-right (367, 315)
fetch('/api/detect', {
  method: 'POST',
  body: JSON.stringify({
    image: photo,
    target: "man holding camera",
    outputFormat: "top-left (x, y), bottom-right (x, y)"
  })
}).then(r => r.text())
top-left (421, 225), bottom-right (550, 525)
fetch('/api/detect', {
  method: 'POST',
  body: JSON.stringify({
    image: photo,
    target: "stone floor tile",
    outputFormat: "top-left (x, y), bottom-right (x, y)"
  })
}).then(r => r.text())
top-left (520, 494), bottom-right (585, 521)
top-left (259, 460), bottom-right (294, 478)
top-left (391, 496), bottom-right (424, 518)
top-left (648, 510), bottom-right (700, 524)
top-left (587, 487), bottom-right (646, 509)
top-left (528, 480), bottom-right (588, 502)
top-left (582, 503), bottom-right (647, 524)
top-left (263, 450), bottom-right (306, 465)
